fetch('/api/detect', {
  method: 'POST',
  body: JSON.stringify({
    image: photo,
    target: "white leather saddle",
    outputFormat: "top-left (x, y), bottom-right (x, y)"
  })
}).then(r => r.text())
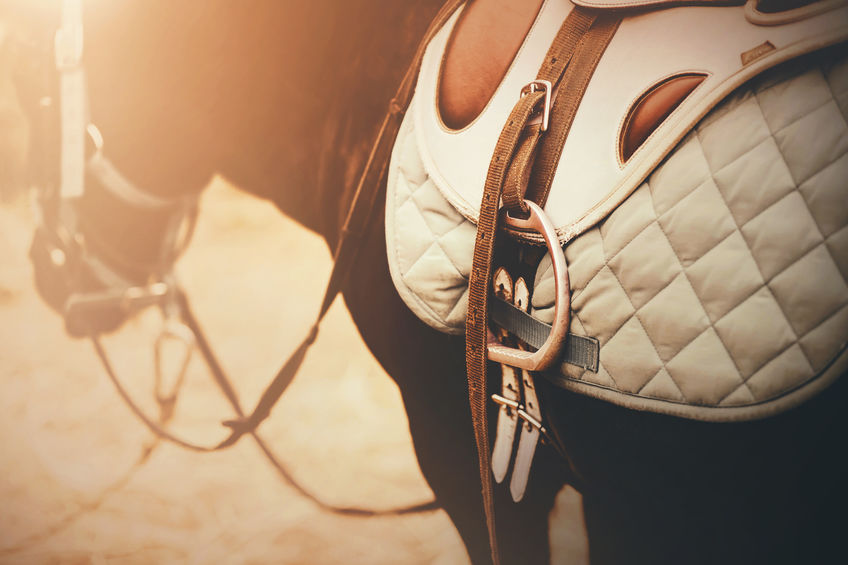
top-left (386, 0), bottom-right (848, 421)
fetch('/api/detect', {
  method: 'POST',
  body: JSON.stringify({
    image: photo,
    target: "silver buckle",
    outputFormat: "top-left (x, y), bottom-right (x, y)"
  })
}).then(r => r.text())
top-left (520, 80), bottom-right (552, 132)
top-left (492, 394), bottom-right (547, 435)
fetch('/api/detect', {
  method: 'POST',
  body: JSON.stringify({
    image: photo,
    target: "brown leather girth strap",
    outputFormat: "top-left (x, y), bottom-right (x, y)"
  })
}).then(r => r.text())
top-left (465, 8), bottom-right (621, 564)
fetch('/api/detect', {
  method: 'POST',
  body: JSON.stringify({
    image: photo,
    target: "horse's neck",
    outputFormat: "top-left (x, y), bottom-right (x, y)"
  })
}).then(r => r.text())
top-left (81, 2), bottom-right (329, 234)
top-left (439, 0), bottom-right (545, 130)
top-left (81, 0), bottom-right (442, 249)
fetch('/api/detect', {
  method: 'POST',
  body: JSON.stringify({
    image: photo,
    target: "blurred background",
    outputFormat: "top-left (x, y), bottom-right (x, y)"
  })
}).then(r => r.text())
top-left (0, 6), bottom-right (586, 565)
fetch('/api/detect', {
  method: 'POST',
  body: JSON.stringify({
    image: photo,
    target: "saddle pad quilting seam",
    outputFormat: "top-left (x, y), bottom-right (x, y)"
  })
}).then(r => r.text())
top-left (717, 303), bottom-right (848, 404)
top-left (687, 127), bottom-right (802, 382)
top-left (684, 99), bottom-right (832, 365)
top-left (533, 246), bottom-right (837, 403)
top-left (758, 100), bottom-right (847, 191)
top-left (571, 304), bottom-right (627, 392)
top-left (709, 91), bottom-right (848, 338)
top-left (387, 110), bottom-right (447, 329)
top-left (640, 183), bottom-right (758, 400)
top-left (603, 236), bottom-right (715, 384)
top-left (386, 93), bottom-right (470, 334)
top-left (393, 196), bottom-right (466, 329)
top-left (565, 188), bottom-right (689, 306)
top-left (536, 256), bottom-right (808, 400)
top-left (799, 149), bottom-right (848, 209)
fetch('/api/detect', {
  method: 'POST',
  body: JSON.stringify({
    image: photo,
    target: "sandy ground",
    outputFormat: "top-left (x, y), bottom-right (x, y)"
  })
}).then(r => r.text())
top-left (0, 181), bottom-right (588, 564)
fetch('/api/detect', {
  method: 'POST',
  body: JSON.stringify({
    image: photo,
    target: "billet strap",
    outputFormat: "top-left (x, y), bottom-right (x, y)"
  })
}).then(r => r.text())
top-left (219, 0), bottom-right (466, 448)
top-left (491, 269), bottom-right (519, 484)
top-left (510, 369), bottom-right (541, 502)
top-left (465, 8), bottom-right (621, 564)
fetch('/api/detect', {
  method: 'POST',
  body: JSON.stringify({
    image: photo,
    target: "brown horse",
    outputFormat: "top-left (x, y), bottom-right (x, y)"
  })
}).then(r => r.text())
top-left (11, 1), bottom-right (566, 563)
top-left (10, 1), bottom-right (848, 563)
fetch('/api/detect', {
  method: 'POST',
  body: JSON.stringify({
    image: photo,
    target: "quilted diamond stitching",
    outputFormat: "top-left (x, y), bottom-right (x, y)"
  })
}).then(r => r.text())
top-left (638, 367), bottom-right (687, 403)
top-left (826, 224), bottom-right (848, 281)
top-left (648, 131), bottom-right (713, 217)
top-left (740, 191), bottom-right (824, 282)
top-left (647, 174), bottom-right (755, 399)
top-left (754, 62), bottom-right (833, 132)
top-left (768, 98), bottom-right (848, 187)
top-left (600, 317), bottom-right (664, 393)
top-left (598, 187), bottom-right (659, 259)
top-left (571, 265), bottom-right (636, 344)
top-left (655, 176), bottom-right (737, 267)
top-left (389, 115), bottom-right (474, 329)
top-left (799, 152), bottom-right (848, 238)
top-left (395, 184), bottom-right (438, 274)
top-left (397, 183), bottom-right (473, 324)
top-left (665, 327), bottom-right (746, 405)
top-left (713, 286), bottom-right (798, 379)
top-left (409, 180), bottom-right (468, 237)
top-left (710, 136), bottom-right (797, 227)
top-left (635, 272), bottom-right (711, 363)
top-left (738, 344), bottom-right (814, 403)
top-left (607, 222), bottom-right (682, 310)
top-left (798, 303), bottom-right (848, 372)
top-left (768, 244), bottom-right (848, 337)
top-left (690, 125), bottom-right (797, 390)
top-left (564, 227), bottom-right (614, 304)
top-left (685, 230), bottom-right (764, 323)
top-left (695, 94), bottom-right (771, 172)
top-left (403, 241), bottom-right (467, 321)
top-left (561, 61), bottom-right (846, 407)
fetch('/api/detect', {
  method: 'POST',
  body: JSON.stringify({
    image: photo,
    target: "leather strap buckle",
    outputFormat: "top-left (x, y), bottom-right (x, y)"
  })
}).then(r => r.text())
top-left (491, 393), bottom-right (547, 435)
top-left (520, 80), bottom-right (552, 132)
top-left (487, 200), bottom-right (570, 371)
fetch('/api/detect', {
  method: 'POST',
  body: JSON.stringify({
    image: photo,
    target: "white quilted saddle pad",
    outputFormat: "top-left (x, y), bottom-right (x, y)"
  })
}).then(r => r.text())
top-left (386, 43), bottom-right (848, 420)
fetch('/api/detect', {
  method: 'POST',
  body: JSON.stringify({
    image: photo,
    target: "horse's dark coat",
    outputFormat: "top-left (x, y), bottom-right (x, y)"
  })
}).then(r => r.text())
top-left (14, 1), bottom-right (848, 563)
